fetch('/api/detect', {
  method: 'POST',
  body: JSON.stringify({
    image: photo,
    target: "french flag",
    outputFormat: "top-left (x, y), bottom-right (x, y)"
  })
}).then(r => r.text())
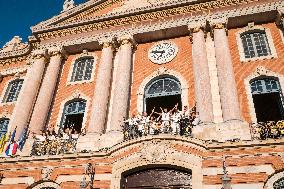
top-left (5, 142), bottom-right (18, 156)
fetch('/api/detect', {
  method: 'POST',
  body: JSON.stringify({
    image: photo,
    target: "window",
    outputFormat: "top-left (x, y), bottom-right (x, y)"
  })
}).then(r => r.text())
top-left (71, 57), bottom-right (94, 82)
top-left (3, 79), bottom-right (23, 103)
top-left (250, 78), bottom-right (284, 122)
top-left (241, 30), bottom-right (271, 59)
top-left (60, 99), bottom-right (87, 133)
top-left (0, 118), bottom-right (9, 138)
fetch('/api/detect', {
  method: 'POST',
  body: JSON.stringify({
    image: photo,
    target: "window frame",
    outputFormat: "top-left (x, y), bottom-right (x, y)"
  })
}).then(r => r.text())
top-left (67, 53), bottom-right (97, 85)
top-left (0, 118), bottom-right (9, 138)
top-left (236, 25), bottom-right (277, 62)
top-left (1, 78), bottom-right (24, 105)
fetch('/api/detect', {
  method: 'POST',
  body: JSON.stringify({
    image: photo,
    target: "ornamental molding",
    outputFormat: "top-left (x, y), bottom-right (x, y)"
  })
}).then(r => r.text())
top-left (41, 167), bottom-right (53, 180)
top-left (0, 66), bottom-right (28, 77)
top-left (35, 0), bottom-right (282, 40)
top-left (38, 0), bottom-right (284, 49)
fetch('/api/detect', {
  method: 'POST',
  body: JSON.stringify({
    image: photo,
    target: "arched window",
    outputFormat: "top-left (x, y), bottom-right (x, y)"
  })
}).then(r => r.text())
top-left (240, 30), bottom-right (271, 59)
top-left (71, 57), bottom-right (94, 82)
top-left (145, 77), bottom-right (181, 98)
top-left (2, 79), bottom-right (23, 103)
top-left (144, 76), bottom-right (182, 114)
top-left (60, 99), bottom-right (86, 133)
top-left (274, 177), bottom-right (284, 189)
top-left (0, 118), bottom-right (9, 138)
top-left (250, 78), bottom-right (284, 122)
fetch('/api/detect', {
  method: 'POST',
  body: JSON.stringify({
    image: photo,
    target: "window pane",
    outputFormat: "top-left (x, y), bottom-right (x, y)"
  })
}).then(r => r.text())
top-left (241, 31), bottom-right (271, 59)
top-left (71, 58), bottom-right (94, 82)
top-left (0, 119), bottom-right (9, 138)
top-left (3, 80), bottom-right (24, 103)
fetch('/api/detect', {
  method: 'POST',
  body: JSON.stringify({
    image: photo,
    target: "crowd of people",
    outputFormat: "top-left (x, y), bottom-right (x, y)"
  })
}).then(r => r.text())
top-left (122, 104), bottom-right (200, 140)
top-left (250, 121), bottom-right (284, 140)
top-left (31, 127), bottom-right (83, 156)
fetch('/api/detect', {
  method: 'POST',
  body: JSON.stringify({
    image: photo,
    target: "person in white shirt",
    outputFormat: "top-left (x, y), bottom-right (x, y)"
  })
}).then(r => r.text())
top-left (171, 109), bottom-right (181, 135)
top-left (155, 104), bottom-right (178, 133)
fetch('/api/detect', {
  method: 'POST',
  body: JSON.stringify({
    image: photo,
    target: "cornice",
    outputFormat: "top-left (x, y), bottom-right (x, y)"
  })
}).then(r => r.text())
top-left (38, 0), bottom-right (284, 50)
top-left (33, 0), bottom-right (204, 33)
top-left (36, 0), bottom-right (282, 41)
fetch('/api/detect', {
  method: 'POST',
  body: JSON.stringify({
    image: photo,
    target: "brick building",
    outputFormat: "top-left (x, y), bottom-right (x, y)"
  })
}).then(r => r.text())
top-left (0, 0), bottom-right (284, 188)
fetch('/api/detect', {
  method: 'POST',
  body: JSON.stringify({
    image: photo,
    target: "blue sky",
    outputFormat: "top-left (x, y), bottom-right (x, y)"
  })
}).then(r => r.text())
top-left (0, 0), bottom-right (86, 47)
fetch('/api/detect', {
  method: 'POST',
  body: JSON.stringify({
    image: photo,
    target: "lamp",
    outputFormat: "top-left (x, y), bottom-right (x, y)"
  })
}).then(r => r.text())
top-left (85, 163), bottom-right (96, 189)
top-left (221, 157), bottom-right (232, 189)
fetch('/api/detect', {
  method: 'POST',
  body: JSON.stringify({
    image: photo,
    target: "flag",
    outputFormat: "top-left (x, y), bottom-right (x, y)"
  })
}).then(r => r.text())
top-left (5, 141), bottom-right (18, 156)
top-left (18, 127), bottom-right (29, 151)
top-left (0, 134), bottom-right (7, 153)
top-left (10, 127), bottom-right (16, 142)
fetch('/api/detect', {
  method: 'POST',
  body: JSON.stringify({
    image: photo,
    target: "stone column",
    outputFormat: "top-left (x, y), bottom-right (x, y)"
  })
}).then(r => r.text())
top-left (10, 49), bottom-right (47, 140)
top-left (109, 36), bottom-right (134, 132)
top-left (89, 40), bottom-right (114, 134)
top-left (190, 26), bottom-right (214, 124)
top-left (29, 47), bottom-right (64, 134)
top-left (211, 21), bottom-right (241, 122)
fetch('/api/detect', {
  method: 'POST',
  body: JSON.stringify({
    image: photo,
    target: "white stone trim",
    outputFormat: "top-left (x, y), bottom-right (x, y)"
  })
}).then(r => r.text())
top-left (264, 171), bottom-right (284, 189)
top-left (244, 66), bottom-right (284, 123)
top-left (236, 25), bottom-right (278, 63)
top-left (30, 181), bottom-right (60, 189)
top-left (203, 164), bottom-right (275, 175)
top-left (204, 183), bottom-right (264, 189)
top-left (0, 66), bottom-right (28, 76)
top-left (0, 76), bottom-right (25, 106)
top-left (55, 91), bottom-right (91, 133)
top-left (1, 177), bottom-right (34, 185)
top-left (66, 51), bottom-right (98, 86)
top-left (136, 67), bottom-right (189, 114)
top-left (56, 174), bottom-right (112, 184)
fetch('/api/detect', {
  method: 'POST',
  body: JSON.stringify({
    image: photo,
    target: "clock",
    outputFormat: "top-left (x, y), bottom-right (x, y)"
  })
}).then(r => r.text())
top-left (148, 41), bottom-right (178, 64)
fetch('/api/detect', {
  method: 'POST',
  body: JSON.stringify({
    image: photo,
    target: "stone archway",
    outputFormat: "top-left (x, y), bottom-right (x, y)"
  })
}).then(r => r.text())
top-left (264, 170), bottom-right (284, 189)
top-left (27, 181), bottom-right (60, 189)
top-left (110, 138), bottom-right (203, 189)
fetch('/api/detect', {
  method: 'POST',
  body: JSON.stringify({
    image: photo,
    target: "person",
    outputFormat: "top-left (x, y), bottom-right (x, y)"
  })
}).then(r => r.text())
top-left (140, 108), bottom-right (155, 136)
top-left (180, 106), bottom-right (190, 135)
top-left (155, 104), bottom-right (178, 133)
top-left (171, 108), bottom-right (181, 135)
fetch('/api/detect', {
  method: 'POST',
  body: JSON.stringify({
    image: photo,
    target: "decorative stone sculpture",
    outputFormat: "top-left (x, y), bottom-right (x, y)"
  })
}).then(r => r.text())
top-left (0, 36), bottom-right (27, 52)
top-left (62, 0), bottom-right (75, 12)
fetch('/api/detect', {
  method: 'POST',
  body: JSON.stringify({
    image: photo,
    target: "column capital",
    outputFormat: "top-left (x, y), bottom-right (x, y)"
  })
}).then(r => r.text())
top-left (31, 49), bottom-right (48, 60)
top-left (188, 21), bottom-right (206, 33)
top-left (48, 46), bottom-right (66, 58)
top-left (118, 34), bottom-right (136, 47)
top-left (209, 18), bottom-right (228, 30)
top-left (98, 37), bottom-right (115, 49)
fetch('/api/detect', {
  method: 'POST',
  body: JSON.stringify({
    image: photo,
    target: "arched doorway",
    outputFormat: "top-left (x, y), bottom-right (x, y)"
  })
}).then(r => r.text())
top-left (121, 167), bottom-right (192, 189)
top-left (144, 76), bottom-right (182, 115)
top-left (250, 77), bottom-right (284, 122)
top-left (273, 177), bottom-right (284, 189)
top-left (60, 99), bottom-right (87, 133)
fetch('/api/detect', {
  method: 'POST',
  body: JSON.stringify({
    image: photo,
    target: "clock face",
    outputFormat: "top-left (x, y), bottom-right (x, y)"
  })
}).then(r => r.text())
top-left (148, 42), bottom-right (178, 64)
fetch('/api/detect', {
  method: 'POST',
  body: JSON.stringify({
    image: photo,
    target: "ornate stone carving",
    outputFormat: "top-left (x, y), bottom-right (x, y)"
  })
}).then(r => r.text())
top-left (62, 0), bottom-right (75, 12)
top-left (41, 167), bottom-right (53, 180)
top-left (35, 0), bottom-right (281, 40)
top-left (138, 140), bottom-right (176, 163)
top-left (0, 36), bottom-right (28, 53)
top-left (31, 49), bottom-right (47, 60)
top-left (48, 46), bottom-right (65, 57)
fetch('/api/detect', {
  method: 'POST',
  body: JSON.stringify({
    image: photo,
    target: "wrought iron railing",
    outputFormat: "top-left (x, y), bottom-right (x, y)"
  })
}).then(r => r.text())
top-left (250, 120), bottom-right (284, 140)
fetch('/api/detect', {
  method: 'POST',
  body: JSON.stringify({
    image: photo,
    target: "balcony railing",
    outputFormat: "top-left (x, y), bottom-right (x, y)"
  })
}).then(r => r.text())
top-left (250, 120), bottom-right (284, 140)
top-left (31, 133), bottom-right (79, 156)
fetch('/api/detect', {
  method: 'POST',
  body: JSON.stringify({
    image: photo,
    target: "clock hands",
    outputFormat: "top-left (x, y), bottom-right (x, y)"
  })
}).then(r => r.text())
top-left (151, 50), bottom-right (165, 58)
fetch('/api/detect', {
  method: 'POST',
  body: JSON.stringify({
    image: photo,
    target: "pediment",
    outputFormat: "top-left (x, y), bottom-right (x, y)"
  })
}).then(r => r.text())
top-left (31, 0), bottom-right (197, 33)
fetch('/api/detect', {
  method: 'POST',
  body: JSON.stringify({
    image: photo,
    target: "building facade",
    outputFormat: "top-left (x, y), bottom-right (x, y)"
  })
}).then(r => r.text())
top-left (0, 0), bottom-right (284, 188)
